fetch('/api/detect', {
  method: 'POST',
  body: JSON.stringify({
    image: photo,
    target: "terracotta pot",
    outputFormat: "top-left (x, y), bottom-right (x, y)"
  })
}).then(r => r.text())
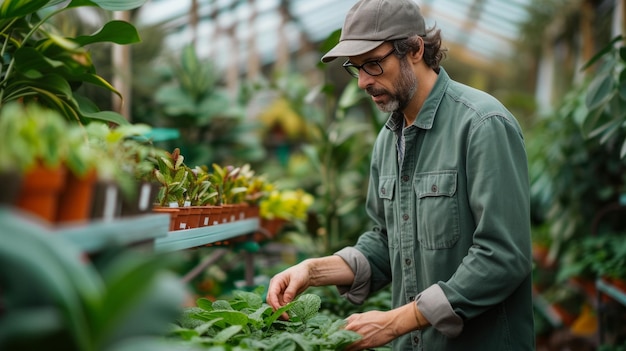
top-left (246, 204), bottom-right (260, 218)
top-left (175, 207), bottom-right (191, 230)
top-left (152, 206), bottom-right (179, 231)
top-left (199, 205), bottom-right (221, 226)
top-left (255, 217), bottom-right (287, 242)
top-left (56, 169), bottom-right (97, 223)
top-left (186, 206), bottom-right (202, 229)
top-left (222, 204), bottom-right (239, 223)
top-left (0, 170), bottom-right (23, 207)
top-left (16, 163), bottom-right (66, 222)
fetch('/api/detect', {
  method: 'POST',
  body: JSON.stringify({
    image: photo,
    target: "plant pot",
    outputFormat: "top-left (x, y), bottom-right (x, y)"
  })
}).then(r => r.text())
top-left (56, 169), bottom-right (97, 223)
top-left (16, 163), bottom-right (67, 222)
top-left (186, 206), bottom-right (202, 229)
top-left (90, 180), bottom-right (122, 221)
top-left (175, 207), bottom-right (191, 230)
top-left (199, 205), bottom-right (220, 227)
top-left (246, 204), bottom-right (260, 218)
top-left (255, 217), bottom-right (287, 242)
top-left (222, 204), bottom-right (239, 223)
top-left (235, 203), bottom-right (248, 221)
top-left (153, 206), bottom-right (180, 231)
top-left (121, 181), bottom-right (161, 217)
top-left (0, 170), bottom-right (23, 207)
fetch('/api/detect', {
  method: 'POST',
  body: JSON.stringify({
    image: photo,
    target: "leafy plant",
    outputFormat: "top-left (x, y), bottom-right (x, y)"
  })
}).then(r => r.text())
top-left (0, 0), bottom-right (147, 124)
top-left (153, 44), bottom-right (264, 167)
top-left (259, 188), bottom-right (314, 222)
top-left (186, 165), bottom-right (219, 206)
top-left (0, 102), bottom-right (70, 173)
top-left (557, 234), bottom-right (626, 282)
top-left (0, 210), bottom-right (189, 351)
top-left (209, 163), bottom-right (248, 205)
top-left (154, 147), bottom-right (189, 207)
top-left (580, 35), bottom-right (626, 159)
top-left (169, 287), bottom-right (361, 350)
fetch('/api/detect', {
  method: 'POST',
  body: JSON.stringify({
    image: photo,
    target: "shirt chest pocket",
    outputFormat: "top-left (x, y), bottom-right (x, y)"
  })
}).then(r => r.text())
top-left (414, 171), bottom-right (460, 249)
top-left (378, 177), bottom-right (395, 200)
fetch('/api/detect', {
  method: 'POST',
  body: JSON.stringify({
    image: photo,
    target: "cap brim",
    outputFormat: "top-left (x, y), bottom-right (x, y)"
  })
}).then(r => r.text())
top-left (321, 39), bottom-right (385, 63)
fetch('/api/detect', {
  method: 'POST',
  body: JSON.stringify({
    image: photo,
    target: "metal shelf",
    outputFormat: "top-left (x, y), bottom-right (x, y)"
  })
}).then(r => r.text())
top-left (57, 214), bottom-right (170, 253)
top-left (154, 218), bottom-right (260, 253)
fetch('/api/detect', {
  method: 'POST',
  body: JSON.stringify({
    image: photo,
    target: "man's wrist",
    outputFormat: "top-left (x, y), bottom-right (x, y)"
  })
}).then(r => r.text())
top-left (413, 302), bottom-right (428, 330)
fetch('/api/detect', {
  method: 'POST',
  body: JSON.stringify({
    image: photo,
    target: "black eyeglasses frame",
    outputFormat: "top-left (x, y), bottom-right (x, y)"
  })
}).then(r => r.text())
top-left (342, 48), bottom-right (397, 78)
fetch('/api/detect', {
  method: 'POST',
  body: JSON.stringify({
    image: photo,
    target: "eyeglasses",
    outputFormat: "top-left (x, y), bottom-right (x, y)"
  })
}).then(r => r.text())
top-left (342, 48), bottom-right (396, 78)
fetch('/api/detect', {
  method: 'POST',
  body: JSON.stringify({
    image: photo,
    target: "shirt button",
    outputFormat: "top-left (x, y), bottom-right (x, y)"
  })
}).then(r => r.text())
top-left (402, 175), bottom-right (409, 182)
top-left (403, 214), bottom-right (409, 221)
top-left (409, 296), bottom-right (415, 301)
top-left (413, 336), bottom-right (420, 344)
top-left (431, 184), bottom-right (438, 193)
top-left (405, 258), bottom-right (411, 265)
top-left (381, 187), bottom-right (386, 195)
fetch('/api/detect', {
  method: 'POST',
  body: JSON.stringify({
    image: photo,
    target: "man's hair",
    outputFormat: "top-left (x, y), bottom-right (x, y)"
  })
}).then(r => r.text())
top-left (393, 27), bottom-right (447, 72)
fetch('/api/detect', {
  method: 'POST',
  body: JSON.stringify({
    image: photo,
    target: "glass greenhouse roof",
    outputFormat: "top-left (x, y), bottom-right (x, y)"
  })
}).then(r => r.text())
top-left (138, 0), bottom-right (533, 68)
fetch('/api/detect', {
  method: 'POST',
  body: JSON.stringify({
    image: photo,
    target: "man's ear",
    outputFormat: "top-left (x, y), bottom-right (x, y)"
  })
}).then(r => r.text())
top-left (410, 37), bottom-right (425, 64)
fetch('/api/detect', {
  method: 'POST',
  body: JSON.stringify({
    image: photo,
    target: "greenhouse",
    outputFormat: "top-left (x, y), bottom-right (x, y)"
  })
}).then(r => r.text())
top-left (1, 0), bottom-right (625, 350)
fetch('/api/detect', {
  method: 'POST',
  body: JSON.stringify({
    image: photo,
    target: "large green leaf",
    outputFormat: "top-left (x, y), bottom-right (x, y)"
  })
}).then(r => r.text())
top-left (585, 70), bottom-right (616, 111)
top-left (73, 20), bottom-right (141, 46)
top-left (67, 0), bottom-right (147, 11)
top-left (0, 0), bottom-right (49, 18)
top-left (81, 110), bottom-right (129, 125)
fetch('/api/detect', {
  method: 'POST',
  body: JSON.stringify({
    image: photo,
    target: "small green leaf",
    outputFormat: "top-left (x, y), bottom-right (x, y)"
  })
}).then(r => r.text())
top-left (196, 298), bottom-right (214, 311)
top-left (212, 325), bottom-right (243, 343)
top-left (288, 294), bottom-right (321, 323)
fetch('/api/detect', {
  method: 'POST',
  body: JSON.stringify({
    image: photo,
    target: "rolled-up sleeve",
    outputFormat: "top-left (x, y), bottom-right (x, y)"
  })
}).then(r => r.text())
top-left (417, 284), bottom-right (464, 337)
top-left (334, 247), bottom-right (372, 305)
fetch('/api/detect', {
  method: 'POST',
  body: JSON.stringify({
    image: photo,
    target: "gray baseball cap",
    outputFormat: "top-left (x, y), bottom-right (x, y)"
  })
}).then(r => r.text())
top-left (321, 0), bottom-right (426, 63)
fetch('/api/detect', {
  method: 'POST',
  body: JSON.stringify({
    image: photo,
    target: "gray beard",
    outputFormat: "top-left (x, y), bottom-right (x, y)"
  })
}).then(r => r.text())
top-left (377, 59), bottom-right (417, 113)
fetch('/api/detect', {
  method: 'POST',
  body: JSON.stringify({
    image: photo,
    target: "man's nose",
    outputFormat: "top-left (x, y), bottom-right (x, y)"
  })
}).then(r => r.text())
top-left (357, 70), bottom-right (375, 90)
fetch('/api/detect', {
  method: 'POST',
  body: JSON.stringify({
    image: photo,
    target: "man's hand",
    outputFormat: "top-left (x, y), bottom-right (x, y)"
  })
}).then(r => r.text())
top-left (266, 261), bottom-right (312, 319)
top-left (343, 302), bottom-right (426, 351)
top-left (266, 256), bottom-right (356, 319)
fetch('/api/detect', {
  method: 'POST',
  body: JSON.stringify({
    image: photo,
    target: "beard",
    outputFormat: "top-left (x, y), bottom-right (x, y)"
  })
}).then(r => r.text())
top-left (366, 58), bottom-right (417, 113)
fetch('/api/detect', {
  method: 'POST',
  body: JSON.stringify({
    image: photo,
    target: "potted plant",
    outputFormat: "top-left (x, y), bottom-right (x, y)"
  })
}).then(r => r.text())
top-left (187, 165), bottom-right (220, 226)
top-left (153, 148), bottom-right (190, 230)
top-left (257, 188), bottom-right (314, 241)
top-left (54, 123), bottom-right (103, 223)
top-left (2, 102), bottom-right (69, 222)
top-left (209, 163), bottom-right (248, 223)
top-left (0, 0), bottom-right (147, 125)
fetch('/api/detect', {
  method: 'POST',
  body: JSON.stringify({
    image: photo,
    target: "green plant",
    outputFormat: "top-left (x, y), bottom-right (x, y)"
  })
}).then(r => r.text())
top-left (0, 210), bottom-right (189, 351)
top-left (0, 102), bottom-right (68, 172)
top-left (527, 36), bottom-right (626, 264)
top-left (0, 0), bottom-right (146, 124)
top-left (186, 165), bottom-right (218, 206)
top-left (153, 44), bottom-right (264, 167)
top-left (259, 188), bottom-right (314, 222)
top-left (209, 163), bottom-right (248, 205)
top-left (169, 287), bottom-right (361, 350)
top-left (557, 234), bottom-right (626, 283)
top-left (580, 35), bottom-right (626, 159)
top-left (154, 147), bottom-right (189, 207)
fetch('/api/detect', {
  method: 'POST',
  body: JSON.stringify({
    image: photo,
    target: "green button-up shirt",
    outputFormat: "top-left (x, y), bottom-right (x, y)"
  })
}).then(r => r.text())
top-left (335, 68), bottom-right (534, 350)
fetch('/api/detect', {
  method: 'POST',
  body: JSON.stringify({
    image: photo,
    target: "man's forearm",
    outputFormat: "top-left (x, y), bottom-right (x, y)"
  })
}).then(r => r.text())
top-left (304, 255), bottom-right (356, 287)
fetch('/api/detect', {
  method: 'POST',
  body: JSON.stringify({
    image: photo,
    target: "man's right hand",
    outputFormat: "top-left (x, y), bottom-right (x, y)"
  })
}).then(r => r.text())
top-left (266, 260), bottom-right (313, 319)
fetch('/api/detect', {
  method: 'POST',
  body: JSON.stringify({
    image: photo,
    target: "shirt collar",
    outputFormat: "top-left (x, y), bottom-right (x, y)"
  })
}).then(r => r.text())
top-left (384, 67), bottom-right (450, 132)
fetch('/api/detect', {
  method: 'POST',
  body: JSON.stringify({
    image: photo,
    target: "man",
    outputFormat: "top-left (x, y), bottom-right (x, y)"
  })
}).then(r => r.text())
top-left (266, 0), bottom-right (535, 350)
